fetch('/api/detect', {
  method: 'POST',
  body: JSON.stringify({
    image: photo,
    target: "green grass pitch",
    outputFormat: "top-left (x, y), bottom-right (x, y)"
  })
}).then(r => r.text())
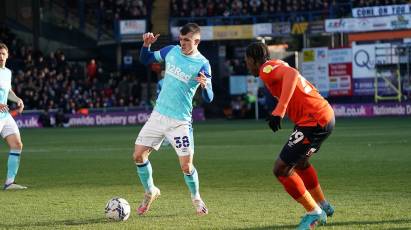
top-left (0, 117), bottom-right (410, 229)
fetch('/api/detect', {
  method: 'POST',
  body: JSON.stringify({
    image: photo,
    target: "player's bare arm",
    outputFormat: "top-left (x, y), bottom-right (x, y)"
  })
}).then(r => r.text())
top-left (8, 90), bottom-right (24, 113)
top-left (142, 32), bottom-right (160, 47)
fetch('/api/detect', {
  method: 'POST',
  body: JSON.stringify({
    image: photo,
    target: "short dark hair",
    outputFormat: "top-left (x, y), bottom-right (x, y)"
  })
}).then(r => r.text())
top-left (246, 42), bottom-right (270, 64)
top-left (180, 23), bottom-right (201, 35)
top-left (0, 43), bottom-right (8, 52)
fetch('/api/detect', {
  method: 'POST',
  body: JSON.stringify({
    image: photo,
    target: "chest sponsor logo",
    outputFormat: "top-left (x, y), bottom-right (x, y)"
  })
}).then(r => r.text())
top-left (166, 62), bottom-right (191, 83)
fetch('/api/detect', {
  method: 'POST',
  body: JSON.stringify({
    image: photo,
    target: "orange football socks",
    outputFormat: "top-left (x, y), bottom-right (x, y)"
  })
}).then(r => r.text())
top-left (278, 172), bottom-right (318, 212)
top-left (296, 165), bottom-right (326, 204)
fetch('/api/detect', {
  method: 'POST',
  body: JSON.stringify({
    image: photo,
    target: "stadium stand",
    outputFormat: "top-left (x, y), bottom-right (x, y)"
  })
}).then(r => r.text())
top-left (2, 0), bottom-right (411, 121)
top-left (352, 0), bottom-right (409, 7)
top-left (169, 0), bottom-right (353, 26)
top-left (95, 0), bottom-right (149, 32)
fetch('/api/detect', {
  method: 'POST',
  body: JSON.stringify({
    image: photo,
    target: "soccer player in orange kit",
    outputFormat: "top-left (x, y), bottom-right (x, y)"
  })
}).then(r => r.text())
top-left (245, 42), bottom-right (335, 230)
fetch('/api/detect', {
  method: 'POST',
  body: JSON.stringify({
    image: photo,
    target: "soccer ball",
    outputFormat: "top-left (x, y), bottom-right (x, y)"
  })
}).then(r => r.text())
top-left (104, 197), bottom-right (131, 221)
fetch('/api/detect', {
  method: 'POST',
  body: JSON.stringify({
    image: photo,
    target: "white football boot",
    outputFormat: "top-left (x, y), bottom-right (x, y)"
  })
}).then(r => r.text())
top-left (192, 199), bottom-right (208, 216)
top-left (137, 186), bottom-right (161, 215)
top-left (3, 183), bottom-right (27, 190)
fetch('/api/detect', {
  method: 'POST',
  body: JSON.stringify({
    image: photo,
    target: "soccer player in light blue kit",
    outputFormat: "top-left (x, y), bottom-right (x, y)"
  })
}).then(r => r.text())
top-left (133, 23), bottom-right (213, 216)
top-left (0, 43), bottom-right (26, 190)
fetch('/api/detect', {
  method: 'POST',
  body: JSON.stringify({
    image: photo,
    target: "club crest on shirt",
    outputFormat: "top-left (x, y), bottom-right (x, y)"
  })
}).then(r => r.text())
top-left (263, 65), bottom-right (274, 73)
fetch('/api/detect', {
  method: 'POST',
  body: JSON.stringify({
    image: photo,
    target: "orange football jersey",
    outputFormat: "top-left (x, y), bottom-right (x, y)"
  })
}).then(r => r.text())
top-left (259, 59), bottom-right (334, 127)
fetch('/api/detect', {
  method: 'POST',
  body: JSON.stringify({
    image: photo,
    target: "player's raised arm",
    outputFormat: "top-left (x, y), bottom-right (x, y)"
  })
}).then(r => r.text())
top-left (142, 32), bottom-right (160, 47)
top-left (139, 33), bottom-right (174, 66)
top-left (139, 32), bottom-right (160, 65)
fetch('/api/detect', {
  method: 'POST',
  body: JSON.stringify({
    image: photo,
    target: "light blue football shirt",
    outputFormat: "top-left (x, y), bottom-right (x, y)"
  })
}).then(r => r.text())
top-left (152, 45), bottom-right (212, 121)
top-left (0, 67), bottom-right (12, 119)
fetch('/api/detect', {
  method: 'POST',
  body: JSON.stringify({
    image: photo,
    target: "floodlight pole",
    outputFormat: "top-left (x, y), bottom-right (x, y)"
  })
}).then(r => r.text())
top-left (255, 36), bottom-right (272, 121)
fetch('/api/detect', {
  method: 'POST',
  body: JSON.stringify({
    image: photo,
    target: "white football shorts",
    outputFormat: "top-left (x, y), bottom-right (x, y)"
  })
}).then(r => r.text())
top-left (135, 111), bottom-right (194, 156)
top-left (0, 114), bottom-right (20, 138)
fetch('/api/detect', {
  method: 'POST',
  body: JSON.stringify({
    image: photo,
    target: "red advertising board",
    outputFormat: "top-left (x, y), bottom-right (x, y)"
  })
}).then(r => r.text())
top-left (328, 63), bottom-right (353, 96)
top-left (327, 48), bottom-right (353, 96)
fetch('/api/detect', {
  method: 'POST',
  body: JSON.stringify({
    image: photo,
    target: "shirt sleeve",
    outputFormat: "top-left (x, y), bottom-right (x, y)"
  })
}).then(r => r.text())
top-left (139, 45), bottom-right (174, 65)
top-left (199, 62), bottom-right (214, 103)
top-left (271, 65), bottom-right (299, 117)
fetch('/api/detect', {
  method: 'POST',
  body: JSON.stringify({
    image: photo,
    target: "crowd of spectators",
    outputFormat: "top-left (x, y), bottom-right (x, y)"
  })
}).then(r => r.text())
top-left (169, 0), bottom-right (411, 25)
top-left (93, 0), bottom-right (149, 32)
top-left (54, 0), bottom-right (150, 35)
top-left (12, 59), bottom-right (144, 113)
top-left (353, 0), bottom-right (410, 7)
top-left (170, 0), bottom-right (352, 23)
top-left (1, 24), bottom-right (146, 114)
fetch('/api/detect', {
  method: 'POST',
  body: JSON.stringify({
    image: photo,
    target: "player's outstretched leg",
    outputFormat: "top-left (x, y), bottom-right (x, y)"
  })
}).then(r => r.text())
top-left (295, 164), bottom-right (334, 217)
top-left (183, 167), bottom-right (208, 216)
top-left (4, 150), bottom-right (27, 191)
top-left (136, 160), bottom-right (160, 215)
